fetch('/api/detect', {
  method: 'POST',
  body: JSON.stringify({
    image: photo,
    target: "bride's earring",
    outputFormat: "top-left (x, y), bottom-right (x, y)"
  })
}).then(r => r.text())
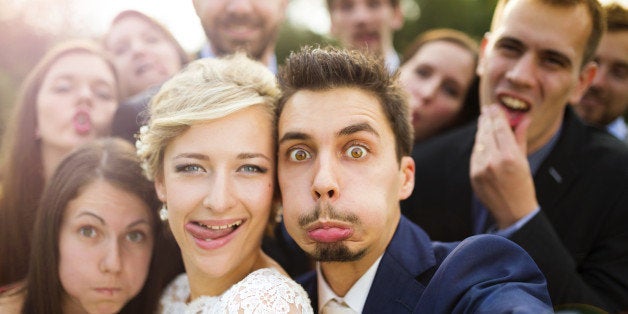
top-left (159, 203), bottom-right (168, 221)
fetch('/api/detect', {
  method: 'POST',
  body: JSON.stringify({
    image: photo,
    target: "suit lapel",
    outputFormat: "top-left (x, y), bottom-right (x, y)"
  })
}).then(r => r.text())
top-left (534, 109), bottom-right (582, 213)
top-left (363, 217), bottom-right (436, 313)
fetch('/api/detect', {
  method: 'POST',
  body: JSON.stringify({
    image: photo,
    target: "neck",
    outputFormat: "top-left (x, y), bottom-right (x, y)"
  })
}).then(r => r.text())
top-left (319, 252), bottom-right (381, 297)
top-left (186, 249), bottom-right (271, 301)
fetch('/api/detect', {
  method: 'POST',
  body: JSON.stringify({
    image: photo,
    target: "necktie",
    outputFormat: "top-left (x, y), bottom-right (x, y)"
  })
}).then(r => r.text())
top-left (321, 299), bottom-right (356, 314)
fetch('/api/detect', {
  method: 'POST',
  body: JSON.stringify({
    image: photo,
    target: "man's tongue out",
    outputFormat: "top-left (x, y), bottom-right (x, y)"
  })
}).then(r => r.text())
top-left (186, 222), bottom-right (238, 241)
top-left (73, 110), bottom-right (92, 135)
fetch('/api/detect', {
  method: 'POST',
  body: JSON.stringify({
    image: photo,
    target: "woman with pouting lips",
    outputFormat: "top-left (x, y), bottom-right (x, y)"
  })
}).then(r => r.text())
top-left (0, 40), bottom-right (120, 286)
top-left (0, 138), bottom-right (181, 313)
top-left (136, 54), bottom-right (313, 313)
top-left (398, 28), bottom-right (480, 143)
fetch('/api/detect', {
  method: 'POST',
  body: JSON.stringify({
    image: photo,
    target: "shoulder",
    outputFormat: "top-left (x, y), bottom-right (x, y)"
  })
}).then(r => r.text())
top-left (0, 281), bottom-right (26, 314)
top-left (222, 268), bottom-right (313, 313)
top-left (412, 121), bottom-right (476, 163)
top-left (419, 235), bottom-right (552, 311)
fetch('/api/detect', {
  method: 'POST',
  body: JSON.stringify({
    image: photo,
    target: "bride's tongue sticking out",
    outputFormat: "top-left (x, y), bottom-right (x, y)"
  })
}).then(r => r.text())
top-left (186, 220), bottom-right (243, 250)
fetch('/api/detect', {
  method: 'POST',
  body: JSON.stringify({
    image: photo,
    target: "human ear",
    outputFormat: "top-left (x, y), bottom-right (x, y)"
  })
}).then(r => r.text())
top-left (398, 156), bottom-right (415, 200)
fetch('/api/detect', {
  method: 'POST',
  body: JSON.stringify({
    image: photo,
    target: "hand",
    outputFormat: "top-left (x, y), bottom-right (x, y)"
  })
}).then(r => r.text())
top-left (470, 104), bottom-right (539, 229)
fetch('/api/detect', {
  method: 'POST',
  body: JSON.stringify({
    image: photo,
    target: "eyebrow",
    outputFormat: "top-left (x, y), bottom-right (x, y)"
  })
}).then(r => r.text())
top-left (279, 122), bottom-right (380, 145)
top-left (338, 122), bottom-right (379, 138)
top-left (173, 153), bottom-right (209, 160)
top-left (76, 211), bottom-right (150, 229)
top-left (174, 152), bottom-right (270, 162)
top-left (237, 153), bottom-right (272, 162)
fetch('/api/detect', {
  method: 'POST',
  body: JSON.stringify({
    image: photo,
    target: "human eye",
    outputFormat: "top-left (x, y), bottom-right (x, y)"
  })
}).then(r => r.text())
top-left (367, 0), bottom-right (383, 9)
top-left (174, 163), bottom-right (205, 173)
top-left (344, 143), bottom-right (368, 159)
top-left (442, 82), bottom-right (462, 98)
top-left (288, 148), bottom-right (311, 162)
top-left (112, 42), bottom-right (129, 56)
top-left (496, 39), bottom-right (522, 58)
top-left (78, 226), bottom-right (97, 238)
top-left (611, 64), bottom-right (628, 81)
top-left (126, 230), bottom-right (147, 243)
top-left (541, 53), bottom-right (569, 70)
top-left (238, 164), bottom-right (268, 174)
top-left (52, 80), bottom-right (72, 93)
top-left (93, 84), bottom-right (115, 101)
top-left (143, 32), bottom-right (161, 44)
top-left (415, 66), bottom-right (432, 79)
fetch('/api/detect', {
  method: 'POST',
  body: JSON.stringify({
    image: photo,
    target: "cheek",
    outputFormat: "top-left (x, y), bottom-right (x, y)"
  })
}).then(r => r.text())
top-left (58, 238), bottom-right (90, 297)
top-left (124, 247), bottom-right (153, 293)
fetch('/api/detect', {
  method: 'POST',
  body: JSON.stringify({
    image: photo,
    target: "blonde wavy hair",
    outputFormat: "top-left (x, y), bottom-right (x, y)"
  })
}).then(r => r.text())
top-left (136, 53), bottom-right (280, 182)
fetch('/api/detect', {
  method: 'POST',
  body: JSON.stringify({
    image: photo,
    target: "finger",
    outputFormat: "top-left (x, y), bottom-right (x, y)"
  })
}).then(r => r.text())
top-left (513, 114), bottom-right (531, 155)
top-left (489, 104), bottom-right (518, 152)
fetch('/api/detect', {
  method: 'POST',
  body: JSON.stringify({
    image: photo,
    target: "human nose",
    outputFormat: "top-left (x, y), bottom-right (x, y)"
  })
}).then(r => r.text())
top-left (417, 77), bottom-right (440, 103)
top-left (129, 40), bottom-right (148, 58)
top-left (310, 151), bottom-right (339, 201)
top-left (226, 0), bottom-right (254, 13)
top-left (352, 4), bottom-right (372, 23)
top-left (202, 170), bottom-right (236, 213)
top-left (76, 84), bottom-right (94, 107)
top-left (100, 239), bottom-right (122, 274)
top-left (505, 54), bottom-right (536, 88)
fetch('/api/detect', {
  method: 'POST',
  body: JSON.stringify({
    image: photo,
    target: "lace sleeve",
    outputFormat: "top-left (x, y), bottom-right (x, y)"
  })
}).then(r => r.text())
top-left (220, 268), bottom-right (314, 314)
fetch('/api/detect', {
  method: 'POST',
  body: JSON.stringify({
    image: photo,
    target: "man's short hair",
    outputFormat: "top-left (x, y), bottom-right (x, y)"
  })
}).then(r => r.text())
top-left (277, 45), bottom-right (412, 161)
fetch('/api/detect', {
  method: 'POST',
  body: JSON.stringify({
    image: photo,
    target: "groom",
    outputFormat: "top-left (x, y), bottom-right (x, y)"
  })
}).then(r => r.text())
top-left (274, 45), bottom-right (552, 313)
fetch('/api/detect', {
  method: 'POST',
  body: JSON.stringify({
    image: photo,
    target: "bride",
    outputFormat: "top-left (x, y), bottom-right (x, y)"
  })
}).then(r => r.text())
top-left (137, 54), bottom-right (312, 313)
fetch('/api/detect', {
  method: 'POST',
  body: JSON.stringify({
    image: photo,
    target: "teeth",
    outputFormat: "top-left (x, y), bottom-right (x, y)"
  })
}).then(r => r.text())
top-left (198, 220), bottom-right (243, 230)
top-left (501, 96), bottom-right (529, 111)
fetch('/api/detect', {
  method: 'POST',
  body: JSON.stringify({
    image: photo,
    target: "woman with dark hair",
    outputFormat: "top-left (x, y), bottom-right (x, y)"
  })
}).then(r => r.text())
top-left (104, 10), bottom-right (189, 143)
top-left (0, 138), bottom-right (182, 313)
top-left (399, 28), bottom-right (480, 143)
top-left (0, 40), bottom-right (120, 286)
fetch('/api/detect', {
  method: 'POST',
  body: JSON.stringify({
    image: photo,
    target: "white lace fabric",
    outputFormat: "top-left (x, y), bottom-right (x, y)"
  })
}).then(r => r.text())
top-left (159, 268), bottom-right (313, 314)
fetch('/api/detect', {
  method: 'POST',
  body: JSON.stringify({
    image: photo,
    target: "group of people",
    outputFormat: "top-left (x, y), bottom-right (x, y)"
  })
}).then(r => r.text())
top-left (0, 0), bottom-right (626, 313)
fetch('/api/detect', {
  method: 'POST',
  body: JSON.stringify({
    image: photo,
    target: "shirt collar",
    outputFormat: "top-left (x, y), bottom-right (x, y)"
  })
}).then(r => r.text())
top-left (606, 116), bottom-right (627, 141)
top-left (199, 41), bottom-right (278, 74)
top-left (317, 256), bottom-right (383, 313)
top-left (528, 124), bottom-right (562, 174)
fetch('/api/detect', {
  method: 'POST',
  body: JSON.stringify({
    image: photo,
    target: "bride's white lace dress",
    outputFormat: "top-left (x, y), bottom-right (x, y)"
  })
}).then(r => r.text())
top-left (159, 268), bottom-right (313, 314)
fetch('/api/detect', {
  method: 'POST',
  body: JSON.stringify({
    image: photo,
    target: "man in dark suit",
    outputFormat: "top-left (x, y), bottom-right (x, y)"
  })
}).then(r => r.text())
top-left (401, 0), bottom-right (628, 311)
top-left (276, 45), bottom-right (552, 313)
top-left (573, 3), bottom-right (628, 145)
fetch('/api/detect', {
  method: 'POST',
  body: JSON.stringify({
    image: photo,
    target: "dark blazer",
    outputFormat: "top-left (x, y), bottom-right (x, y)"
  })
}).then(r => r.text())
top-left (298, 215), bottom-right (552, 313)
top-left (402, 108), bottom-right (628, 312)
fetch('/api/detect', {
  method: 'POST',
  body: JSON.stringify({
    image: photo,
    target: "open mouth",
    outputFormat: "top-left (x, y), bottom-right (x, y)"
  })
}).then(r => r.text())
top-left (188, 220), bottom-right (244, 242)
top-left (500, 95), bottom-right (530, 111)
top-left (498, 95), bottom-right (530, 128)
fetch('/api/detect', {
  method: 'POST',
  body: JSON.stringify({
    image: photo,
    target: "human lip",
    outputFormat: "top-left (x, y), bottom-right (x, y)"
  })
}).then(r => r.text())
top-left (73, 109), bottom-right (92, 135)
top-left (496, 94), bottom-right (531, 128)
top-left (306, 221), bottom-right (353, 243)
top-left (186, 219), bottom-right (244, 250)
top-left (93, 287), bottom-right (122, 296)
top-left (579, 92), bottom-right (605, 107)
top-left (353, 31), bottom-right (380, 45)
